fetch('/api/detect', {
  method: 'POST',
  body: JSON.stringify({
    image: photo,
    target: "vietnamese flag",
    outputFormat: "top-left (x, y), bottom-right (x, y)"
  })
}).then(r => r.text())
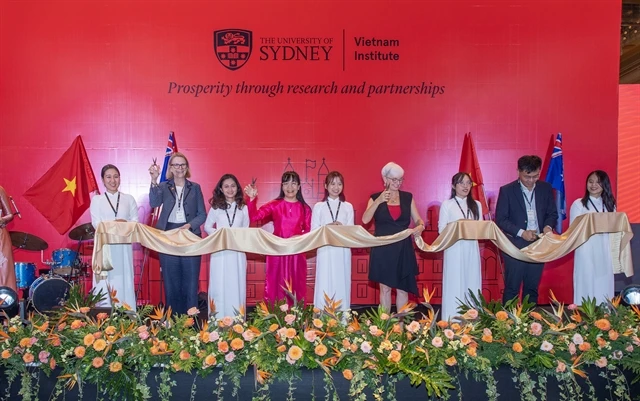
top-left (23, 136), bottom-right (99, 234)
top-left (458, 133), bottom-right (489, 216)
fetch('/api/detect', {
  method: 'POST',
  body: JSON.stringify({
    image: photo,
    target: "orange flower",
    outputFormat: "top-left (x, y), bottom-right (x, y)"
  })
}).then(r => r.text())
top-left (1, 350), bottom-right (11, 359)
top-left (314, 344), bottom-right (328, 356)
top-left (199, 331), bottom-right (210, 343)
top-left (342, 339), bottom-right (351, 349)
top-left (268, 323), bottom-right (279, 332)
top-left (204, 354), bottom-right (217, 367)
top-left (496, 311), bottom-right (509, 321)
top-left (342, 369), bottom-right (353, 380)
top-left (594, 319), bottom-right (611, 331)
top-left (387, 350), bottom-right (401, 363)
top-left (19, 338), bottom-right (31, 348)
top-left (445, 356), bottom-right (457, 366)
top-left (109, 362), bottom-right (122, 372)
top-left (460, 335), bottom-right (472, 346)
top-left (350, 344), bottom-right (358, 353)
top-left (482, 334), bottom-right (493, 343)
top-left (93, 339), bottom-right (107, 351)
top-left (93, 332), bottom-right (103, 339)
top-left (466, 346), bottom-right (477, 357)
top-left (48, 335), bottom-right (61, 347)
top-left (79, 307), bottom-right (91, 314)
top-left (512, 342), bottom-right (523, 353)
top-left (578, 342), bottom-right (591, 352)
top-left (105, 326), bottom-right (117, 336)
top-left (49, 357), bottom-right (56, 369)
top-left (70, 320), bottom-right (83, 330)
top-left (230, 338), bottom-right (245, 350)
top-left (450, 323), bottom-right (461, 331)
top-left (392, 324), bottom-right (402, 334)
top-left (608, 330), bottom-right (619, 341)
top-left (22, 353), bottom-right (34, 363)
top-left (530, 311), bottom-right (542, 320)
top-left (597, 337), bottom-right (607, 348)
top-left (179, 350), bottom-right (191, 360)
top-left (84, 334), bottom-right (95, 346)
top-left (92, 357), bottom-right (104, 368)
top-left (183, 318), bottom-right (194, 327)
top-left (288, 345), bottom-right (303, 361)
top-left (313, 319), bottom-right (324, 328)
top-left (218, 341), bottom-right (229, 353)
top-left (436, 321), bottom-right (448, 329)
top-left (277, 345), bottom-right (287, 353)
top-left (327, 319), bottom-right (337, 328)
top-left (285, 328), bottom-right (297, 339)
top-left (232, 324), bottom-right (244, 334)
top-left (8, 326), bottom-right (18, 333)
top-left (74, 346), bottom-right (86, 358)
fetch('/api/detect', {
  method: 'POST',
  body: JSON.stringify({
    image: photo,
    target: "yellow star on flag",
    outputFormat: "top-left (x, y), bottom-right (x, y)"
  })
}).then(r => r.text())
top-left (62, 176), bottom-right (77, 196)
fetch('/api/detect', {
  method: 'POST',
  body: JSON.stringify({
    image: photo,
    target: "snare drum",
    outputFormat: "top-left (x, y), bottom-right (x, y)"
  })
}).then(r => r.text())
top-left (14, 262), bottom-right (37, 289)
top-left (52, 248), bottom-right (79, 276)
top-left (29, 275), bottom-right (71, 314)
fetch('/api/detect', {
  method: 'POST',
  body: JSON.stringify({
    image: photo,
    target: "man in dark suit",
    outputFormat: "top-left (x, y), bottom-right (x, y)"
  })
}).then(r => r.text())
top-left (496, 155), bottom-right (558, 304)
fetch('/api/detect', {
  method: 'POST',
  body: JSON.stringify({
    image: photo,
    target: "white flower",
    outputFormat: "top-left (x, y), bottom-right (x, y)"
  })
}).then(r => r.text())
top-left (540, 341), bottom-right (553, 352)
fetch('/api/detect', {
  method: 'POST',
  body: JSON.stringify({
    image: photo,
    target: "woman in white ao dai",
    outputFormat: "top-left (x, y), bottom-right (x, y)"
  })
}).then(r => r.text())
top-left (90, 164), bottom-right (139, 310)
top-left (311, 172), bottom-right (354, 311)
top-left (438, 172), bottom-right (482, 321)
top-left (570, 170), bottom-right (616, 305)
top-left (204, 174), bottom-right (250, 318)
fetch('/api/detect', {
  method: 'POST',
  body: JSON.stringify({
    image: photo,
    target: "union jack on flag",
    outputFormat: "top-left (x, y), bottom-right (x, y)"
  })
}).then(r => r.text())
top-left (159, 131), bottom-right (178, 183)
top-left (545, 133), bottom-right (566, 232)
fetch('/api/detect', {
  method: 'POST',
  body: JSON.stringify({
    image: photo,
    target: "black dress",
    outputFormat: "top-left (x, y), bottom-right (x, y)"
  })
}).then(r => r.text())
top-left (368, 190), bottom-right (419, 295)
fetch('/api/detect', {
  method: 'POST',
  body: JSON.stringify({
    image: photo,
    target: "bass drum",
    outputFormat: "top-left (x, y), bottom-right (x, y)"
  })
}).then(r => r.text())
top-left (29, 275), bottom-right (71, 314)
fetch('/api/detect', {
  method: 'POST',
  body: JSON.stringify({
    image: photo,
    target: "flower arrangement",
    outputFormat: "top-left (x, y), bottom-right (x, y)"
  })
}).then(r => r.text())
top-left (1, 284), bottom-right (639, 401)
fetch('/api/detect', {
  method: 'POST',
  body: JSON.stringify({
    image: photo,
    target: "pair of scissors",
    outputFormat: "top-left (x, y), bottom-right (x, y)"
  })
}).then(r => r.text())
top-left (152, 157), bottom-right (159, 170)
top-left (251, 177), bottom-right (257, 186)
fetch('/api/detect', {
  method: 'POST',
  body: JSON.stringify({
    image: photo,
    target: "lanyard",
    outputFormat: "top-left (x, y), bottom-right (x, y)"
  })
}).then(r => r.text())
top-left (176, 187), bottom-right (184, 211)
top-left (454, 198), bottom-right (471, 219)
top-left (225, 204), bottom-right (238, 227)
top-left (105, 192), bottom-right (120, 218)
top-left (521, 188), bottom-right (535, 209)
top-left (326, 200), bottom-right (341, 223)
top-left (588, 198), bottom-right (606, 213)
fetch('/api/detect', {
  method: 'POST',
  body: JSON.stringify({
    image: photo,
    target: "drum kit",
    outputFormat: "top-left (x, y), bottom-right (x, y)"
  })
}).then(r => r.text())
top-left (10, 222), bottom-right (95, 314)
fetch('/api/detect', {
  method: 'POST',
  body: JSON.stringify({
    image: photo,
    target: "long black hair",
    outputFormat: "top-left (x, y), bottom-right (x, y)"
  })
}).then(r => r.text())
top-left (449, 172), bottom-right (480, 220)
top-left (209, 174), bottom-right (245, 210)
top-left (277, 171), bottom-right (310, 210)
top-left (322, 171), bottom-right (346, 202)
top-left (581, 170), bottom-right (616, 212)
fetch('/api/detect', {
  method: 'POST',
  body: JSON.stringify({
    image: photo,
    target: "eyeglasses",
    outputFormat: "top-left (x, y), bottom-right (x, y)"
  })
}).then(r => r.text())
top-left (171, 163), bottom-right (187, 169)
top-left (386, 176), bottom-right (404, 184)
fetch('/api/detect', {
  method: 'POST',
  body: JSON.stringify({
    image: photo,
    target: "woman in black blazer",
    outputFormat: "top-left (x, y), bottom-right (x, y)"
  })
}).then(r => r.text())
top-left (149, 152), bottom-right (206, 315)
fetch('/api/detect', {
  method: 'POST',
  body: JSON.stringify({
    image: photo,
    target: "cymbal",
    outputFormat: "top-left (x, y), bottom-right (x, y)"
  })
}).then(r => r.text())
top-left (9, 231), bottom-right (48, 251)
top-left (68, 223), bottom-right (95, 241)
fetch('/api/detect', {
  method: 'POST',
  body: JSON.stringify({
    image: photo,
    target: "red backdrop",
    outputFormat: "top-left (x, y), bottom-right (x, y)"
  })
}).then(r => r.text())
top-left (0, 0), bottom-right (622, 305)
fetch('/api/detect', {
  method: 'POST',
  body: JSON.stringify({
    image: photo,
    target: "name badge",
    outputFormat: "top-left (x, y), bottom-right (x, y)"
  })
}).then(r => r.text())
top-left (526, 209), bottom-right (536, 226)
top-left (175, 209), bottom-right (186, 223)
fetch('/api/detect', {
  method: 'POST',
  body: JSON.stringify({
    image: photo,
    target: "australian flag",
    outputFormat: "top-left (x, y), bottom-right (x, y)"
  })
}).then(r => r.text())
top-left (545, 133), bottom-right (566, 233)
top-left (160, 131), bottom-right (178, 183)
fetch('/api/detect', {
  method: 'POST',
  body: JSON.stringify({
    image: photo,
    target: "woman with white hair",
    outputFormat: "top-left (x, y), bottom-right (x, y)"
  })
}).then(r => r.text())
top-left (362, 162), bottom-right (424, 312)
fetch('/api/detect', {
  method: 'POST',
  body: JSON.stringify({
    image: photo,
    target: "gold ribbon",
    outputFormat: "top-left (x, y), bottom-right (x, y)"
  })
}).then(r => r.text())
top-left (92, 212), bottom-right (633, 277)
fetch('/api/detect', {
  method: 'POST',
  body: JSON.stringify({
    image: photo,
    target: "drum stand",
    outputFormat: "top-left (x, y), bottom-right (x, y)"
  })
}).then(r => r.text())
top-left (18, 288), bottom-right (28, 320)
